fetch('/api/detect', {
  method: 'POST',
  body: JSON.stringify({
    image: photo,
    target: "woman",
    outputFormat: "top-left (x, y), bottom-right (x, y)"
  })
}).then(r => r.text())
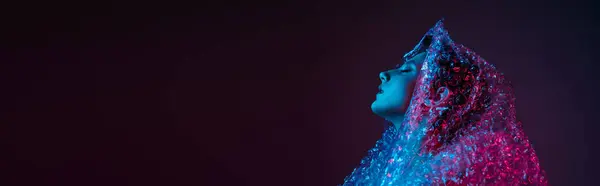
top-left (342, 19), bottom-right (548, 185)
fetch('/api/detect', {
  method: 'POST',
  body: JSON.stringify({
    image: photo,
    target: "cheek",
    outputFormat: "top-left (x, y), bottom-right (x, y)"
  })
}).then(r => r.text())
top-left (408, 73), bottom-right (420, 91)
top-left (406, 78), bottom-right (418, 95)
top-left (392, 78), bottom-right (415, 103)
top-left (402, 76), bottom-right (419, 102)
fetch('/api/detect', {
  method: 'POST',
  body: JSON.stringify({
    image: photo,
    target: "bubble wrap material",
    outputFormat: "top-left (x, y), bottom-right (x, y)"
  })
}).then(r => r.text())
top-left (342, 19), bottom-right (548, 185)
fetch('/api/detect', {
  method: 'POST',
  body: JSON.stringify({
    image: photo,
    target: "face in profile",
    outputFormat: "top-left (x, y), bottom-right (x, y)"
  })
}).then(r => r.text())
top-left (371, 52), bottom-right (427, 118)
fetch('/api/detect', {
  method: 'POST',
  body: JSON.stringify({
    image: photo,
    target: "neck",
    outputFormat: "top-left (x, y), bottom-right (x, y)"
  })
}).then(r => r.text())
top-left (386, 114), bottom-right (405, 130)
top-left (386, 114), bottom-right (430, 131)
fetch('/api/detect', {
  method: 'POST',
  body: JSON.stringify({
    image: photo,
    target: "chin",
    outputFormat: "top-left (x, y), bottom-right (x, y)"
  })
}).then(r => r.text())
top-left (371, 101), bottom-right (407, 117)
top-left (370, 102), bottom-right (380, 114)
top-left (371, 102), bottom-right (392, 116)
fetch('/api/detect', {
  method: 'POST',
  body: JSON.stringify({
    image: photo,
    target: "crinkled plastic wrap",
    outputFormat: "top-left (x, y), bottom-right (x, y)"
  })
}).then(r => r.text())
top-left (342, 19), bottom-right (548, 185)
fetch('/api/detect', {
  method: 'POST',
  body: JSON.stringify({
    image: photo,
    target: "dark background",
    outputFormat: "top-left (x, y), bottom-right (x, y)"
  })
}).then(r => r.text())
top-left (2, 0), bottom-right (599, 185)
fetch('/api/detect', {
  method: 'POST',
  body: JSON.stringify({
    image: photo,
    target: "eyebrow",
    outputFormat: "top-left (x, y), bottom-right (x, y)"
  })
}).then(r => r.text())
top-left (395, 60), bottom-right (415, 68)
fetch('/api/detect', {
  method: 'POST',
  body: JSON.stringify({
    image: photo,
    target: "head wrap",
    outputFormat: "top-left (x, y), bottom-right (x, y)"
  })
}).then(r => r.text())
top-left (342, 19), bottom-right (549, 185)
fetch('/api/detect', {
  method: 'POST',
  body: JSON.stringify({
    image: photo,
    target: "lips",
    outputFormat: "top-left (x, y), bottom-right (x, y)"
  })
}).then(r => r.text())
top-left (378, 86), bottom-right (384, 94)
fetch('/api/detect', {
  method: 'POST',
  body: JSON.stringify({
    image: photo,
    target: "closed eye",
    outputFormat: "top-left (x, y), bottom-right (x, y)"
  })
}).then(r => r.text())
top-left (398, 60), bottom-right (416, 73)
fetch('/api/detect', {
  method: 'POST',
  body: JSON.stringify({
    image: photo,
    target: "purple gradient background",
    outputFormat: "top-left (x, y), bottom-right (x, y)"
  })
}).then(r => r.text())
top-left (1, 0), bottom-right (598, 185)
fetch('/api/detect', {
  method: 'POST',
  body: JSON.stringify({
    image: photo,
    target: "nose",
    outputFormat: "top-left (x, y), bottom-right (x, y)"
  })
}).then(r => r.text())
top-left (379, 72), bottom-right (390, 82)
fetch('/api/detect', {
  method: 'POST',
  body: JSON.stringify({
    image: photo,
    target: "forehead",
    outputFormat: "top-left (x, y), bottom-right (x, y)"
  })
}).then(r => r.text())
top-left (401, 52), bottom-right (427, 66)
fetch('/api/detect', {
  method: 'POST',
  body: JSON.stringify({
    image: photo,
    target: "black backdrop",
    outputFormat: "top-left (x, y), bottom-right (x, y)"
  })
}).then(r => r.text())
top-left (2, 0), bottom-right (599, 185)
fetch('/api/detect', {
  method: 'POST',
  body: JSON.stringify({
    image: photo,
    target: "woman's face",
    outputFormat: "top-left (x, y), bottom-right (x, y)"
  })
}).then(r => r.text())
top-left (371, 52), bottom-right (427, 117)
